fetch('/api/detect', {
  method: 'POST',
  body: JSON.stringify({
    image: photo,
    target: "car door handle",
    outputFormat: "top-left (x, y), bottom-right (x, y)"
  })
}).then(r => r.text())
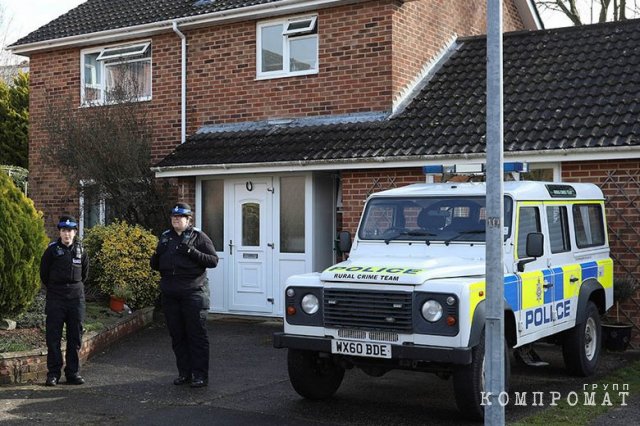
top-left (543, 281), bottom-right (553, 288)
top-left (569, 276), bottom-right (579, 283)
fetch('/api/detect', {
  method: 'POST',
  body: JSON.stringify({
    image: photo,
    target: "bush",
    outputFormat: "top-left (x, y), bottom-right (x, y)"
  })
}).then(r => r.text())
top-left (15, 291), bottom-right (46, 329)
top-left (614, 277), bottom-right (639, 304)
top-left (84, 221), bottom-right (159, 309)
top-left (0, 172), bottom-right (48, 318)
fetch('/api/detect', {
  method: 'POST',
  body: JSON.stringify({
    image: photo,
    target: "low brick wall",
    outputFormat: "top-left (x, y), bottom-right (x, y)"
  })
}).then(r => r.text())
top-left (0, 307), bottom-right (154, 385)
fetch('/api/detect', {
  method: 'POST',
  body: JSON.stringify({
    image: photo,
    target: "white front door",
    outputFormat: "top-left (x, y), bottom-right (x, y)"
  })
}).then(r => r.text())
top-left (229, 179), bottom-right (274, 313)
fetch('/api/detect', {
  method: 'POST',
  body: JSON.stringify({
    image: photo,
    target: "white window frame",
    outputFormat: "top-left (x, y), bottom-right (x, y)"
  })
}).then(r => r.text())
top-left (80, 41), bottom-right (152, 105)
top-left (256, 15), bottom-right (319, 79)
top-left (283, 16), bottom-right (317, 35)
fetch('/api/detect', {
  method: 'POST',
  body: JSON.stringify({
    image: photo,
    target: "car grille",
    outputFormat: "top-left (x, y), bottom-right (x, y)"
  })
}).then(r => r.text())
top-left (323, 289), bottom-right (413, 331)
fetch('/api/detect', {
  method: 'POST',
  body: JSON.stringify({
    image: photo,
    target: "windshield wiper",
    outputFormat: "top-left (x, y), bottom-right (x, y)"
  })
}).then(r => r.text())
top-left (383, 229), bottom-right (436, 244)
top-left (443, 229), bottom-right (486, 245)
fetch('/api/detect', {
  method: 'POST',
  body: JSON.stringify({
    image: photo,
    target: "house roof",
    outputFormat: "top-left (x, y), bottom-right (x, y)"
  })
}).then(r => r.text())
top-left (155, 18), bottom-right (640, 171)
top-left (10, 0), bottom-right (285, 47)
top-left (9, 0), bottom-right (540, 51)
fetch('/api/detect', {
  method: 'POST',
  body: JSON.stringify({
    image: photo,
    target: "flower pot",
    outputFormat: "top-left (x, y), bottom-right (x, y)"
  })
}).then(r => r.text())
top-left (110, 296), bottom-right (126, 313)
top-left (602, 322), bottom-right (633, 351)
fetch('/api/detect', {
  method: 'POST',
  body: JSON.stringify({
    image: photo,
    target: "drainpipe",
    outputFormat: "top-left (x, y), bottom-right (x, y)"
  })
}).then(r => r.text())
top-left (172, 21), bottom-right (187, 144)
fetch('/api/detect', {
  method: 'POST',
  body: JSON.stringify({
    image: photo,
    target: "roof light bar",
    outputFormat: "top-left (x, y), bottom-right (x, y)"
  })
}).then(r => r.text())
top-left (423, 162), bottom-right (528, 175)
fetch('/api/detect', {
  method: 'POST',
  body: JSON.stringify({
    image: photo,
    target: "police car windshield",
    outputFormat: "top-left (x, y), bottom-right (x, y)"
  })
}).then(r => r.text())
top-left (358, 196), bottom-right (513, 243)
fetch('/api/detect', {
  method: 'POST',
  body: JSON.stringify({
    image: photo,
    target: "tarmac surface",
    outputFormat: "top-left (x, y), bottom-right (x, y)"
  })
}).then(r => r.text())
top-left (1, 315), bottom-right (639, 425)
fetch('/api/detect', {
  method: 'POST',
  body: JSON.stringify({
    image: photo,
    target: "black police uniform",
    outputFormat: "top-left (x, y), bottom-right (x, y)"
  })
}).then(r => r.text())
top-left (40, 235), bottom-right (89, 383)
top-left (150, 225), bottom-right (218, 385)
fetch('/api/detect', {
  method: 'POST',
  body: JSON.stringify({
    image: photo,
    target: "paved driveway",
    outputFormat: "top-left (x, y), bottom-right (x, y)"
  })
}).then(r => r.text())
top-left (1, 316), bottom-right (638, 425)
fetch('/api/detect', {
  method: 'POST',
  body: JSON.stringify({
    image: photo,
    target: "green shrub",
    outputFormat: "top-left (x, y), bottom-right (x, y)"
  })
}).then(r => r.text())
top-left (0, 172), bottom-right (48, 318)
top-left (84, 221), bottom-right (159, 309)
top-left (82, 224), bottom-right (111, 296)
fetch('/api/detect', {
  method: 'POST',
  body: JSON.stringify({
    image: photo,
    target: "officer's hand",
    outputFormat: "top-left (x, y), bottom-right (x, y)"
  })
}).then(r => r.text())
top-left (176, 243), bottom-right (192, 254)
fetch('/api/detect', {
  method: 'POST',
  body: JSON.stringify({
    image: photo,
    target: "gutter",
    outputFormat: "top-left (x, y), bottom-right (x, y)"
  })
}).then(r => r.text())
top-left (9, 0), bottom-right (366, 56)
top-left (151, 145), bottom-right (640, 177)
top-left (172, 22), bottom-right (187, 145)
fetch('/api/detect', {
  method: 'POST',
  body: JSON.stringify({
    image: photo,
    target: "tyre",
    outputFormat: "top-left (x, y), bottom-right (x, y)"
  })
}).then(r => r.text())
top-left (453, 332), bottom-right (510, 421)
top-left (562, 301), bottom-right (601, 376)
top-left (287, 349), bottom-right (345, 399)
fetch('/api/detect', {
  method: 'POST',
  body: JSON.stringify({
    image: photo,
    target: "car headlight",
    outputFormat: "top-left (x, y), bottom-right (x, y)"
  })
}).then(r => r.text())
top-left (301, 294), bottom-right (319, 315)
top-left (421, 299), bottom-right (443, 322)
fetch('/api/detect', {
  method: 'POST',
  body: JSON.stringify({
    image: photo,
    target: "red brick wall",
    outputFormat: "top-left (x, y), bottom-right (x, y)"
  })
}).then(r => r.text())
top-left (28, 48), bottom-right (84, 236)
top-left (391, 0), bottom-right (524, 99)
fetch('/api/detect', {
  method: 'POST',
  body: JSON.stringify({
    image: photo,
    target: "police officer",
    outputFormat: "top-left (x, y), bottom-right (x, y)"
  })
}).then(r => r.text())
top-left (150, 203), bottom-right (218, 388)
top-left (40, 215), bottom-right (89, 386)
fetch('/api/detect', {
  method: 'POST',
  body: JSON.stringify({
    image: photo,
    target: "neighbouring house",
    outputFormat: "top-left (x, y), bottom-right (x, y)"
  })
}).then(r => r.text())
top-left (9, 1), bottom-right (640, 335)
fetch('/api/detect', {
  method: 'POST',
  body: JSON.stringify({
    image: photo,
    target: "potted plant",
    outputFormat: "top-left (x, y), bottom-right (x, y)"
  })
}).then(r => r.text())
top-left (602, 277), bottom-right (638, 351)
top-left (108, 284), bottom-right (134, 313)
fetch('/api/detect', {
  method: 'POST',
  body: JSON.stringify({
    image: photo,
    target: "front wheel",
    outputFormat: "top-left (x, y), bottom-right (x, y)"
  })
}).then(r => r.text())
top-left (562, 301), bottom-right (601, 376)
top-left (287, 349), bottom-right (345, 399)
top-left (453, 332), bottom-right (510, 421)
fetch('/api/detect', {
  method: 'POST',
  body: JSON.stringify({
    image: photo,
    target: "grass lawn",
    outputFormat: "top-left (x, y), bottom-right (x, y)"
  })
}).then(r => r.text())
top-left (512, 359), bottom-right (640, 425)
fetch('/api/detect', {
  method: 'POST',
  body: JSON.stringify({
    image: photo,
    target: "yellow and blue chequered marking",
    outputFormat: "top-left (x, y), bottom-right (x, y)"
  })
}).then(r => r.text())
top-left (470, 259), bottom-right (613, 331)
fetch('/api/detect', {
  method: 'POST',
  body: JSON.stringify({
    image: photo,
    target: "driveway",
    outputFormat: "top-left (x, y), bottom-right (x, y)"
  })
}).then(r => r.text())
top-left (1, 316), bottom-right (638, 425)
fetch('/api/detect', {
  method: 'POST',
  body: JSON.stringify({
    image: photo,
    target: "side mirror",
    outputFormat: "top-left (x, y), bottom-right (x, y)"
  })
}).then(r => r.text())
top-left (338, 231), bottom-right (352, 254)
top-left (517, 232), bottom-right (544, 272)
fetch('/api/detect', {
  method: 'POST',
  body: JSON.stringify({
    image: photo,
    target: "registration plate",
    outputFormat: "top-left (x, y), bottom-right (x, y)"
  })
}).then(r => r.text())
top-left (331, 339), bottom-right (392, 359)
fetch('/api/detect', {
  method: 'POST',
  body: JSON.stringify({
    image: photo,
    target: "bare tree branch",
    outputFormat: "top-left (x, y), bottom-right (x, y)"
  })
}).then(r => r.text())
top-left (41, 75), bottom-right (172, 234)
top-left (536, 0), bottom-right (640, 25)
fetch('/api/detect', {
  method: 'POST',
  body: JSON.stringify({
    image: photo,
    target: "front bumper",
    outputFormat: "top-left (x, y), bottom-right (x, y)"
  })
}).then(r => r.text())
top-left (273, 332), bottom-right (472, 365)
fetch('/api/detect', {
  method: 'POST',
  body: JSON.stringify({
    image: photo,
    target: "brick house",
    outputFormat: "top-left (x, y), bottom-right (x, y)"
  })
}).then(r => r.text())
top-left (9, 1), bottom-right (640, 329)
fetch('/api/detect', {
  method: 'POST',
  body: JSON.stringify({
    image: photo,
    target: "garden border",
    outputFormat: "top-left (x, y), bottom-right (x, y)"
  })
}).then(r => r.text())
top-left (0, 307), bottom-right (154, 385)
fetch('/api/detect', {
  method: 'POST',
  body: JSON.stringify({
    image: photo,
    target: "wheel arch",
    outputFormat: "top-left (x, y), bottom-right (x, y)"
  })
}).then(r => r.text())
top-left (576, 279), bottom-right (606, 323)
top-left (468, 300), bottom-right (517, 348)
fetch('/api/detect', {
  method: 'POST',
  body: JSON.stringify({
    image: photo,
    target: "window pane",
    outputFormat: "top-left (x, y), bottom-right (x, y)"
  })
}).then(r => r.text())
top-left (520, 168), bottom-right (554, 181)
top-left (83, 53), bottom-right (102, 102)
top-left (83, 194), bottom-right (101, 229)
top-left (280, 176), bottom-right (305, 253)
top-left (517, 207), bottom-right (541, 258)
top-left (261, 24), bottom-right (283, 72)
top-left (105, 60), bottom-right (151, 101)
top-left (242, 203), bottom-right (260, 246)
top-left (573, 204), bottom-right (605, 248)
top-left (289, 36), bottom-right (317, 71)
top-left (202, 180), bottom-right (224, 251)
top-left (547, 206), bottom-right (570, 253)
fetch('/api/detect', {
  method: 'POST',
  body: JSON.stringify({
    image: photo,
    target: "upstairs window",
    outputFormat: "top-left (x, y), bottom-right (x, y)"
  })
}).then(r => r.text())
top-left (257, 15), bottom-right (318, 79)
top-left (81, 42), bottom-right (152, 105)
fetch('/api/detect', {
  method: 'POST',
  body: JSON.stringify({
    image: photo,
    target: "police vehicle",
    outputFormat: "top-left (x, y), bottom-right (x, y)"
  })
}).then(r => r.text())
top-left (273, 168), bottom-right (613, 420)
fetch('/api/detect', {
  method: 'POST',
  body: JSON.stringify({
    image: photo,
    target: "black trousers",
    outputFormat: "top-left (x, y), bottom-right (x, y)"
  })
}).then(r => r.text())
top-left (45, 297), bottom-right (85, 379)
top-left (162, 289), bottom-right (210, 380)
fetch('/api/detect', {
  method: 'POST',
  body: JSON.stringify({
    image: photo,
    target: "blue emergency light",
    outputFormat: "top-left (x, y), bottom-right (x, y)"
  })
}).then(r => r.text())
top-left (423, 162), bottom-right (528, 175)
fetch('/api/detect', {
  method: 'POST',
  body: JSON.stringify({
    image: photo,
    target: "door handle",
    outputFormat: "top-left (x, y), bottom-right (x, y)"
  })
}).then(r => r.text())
top-left (267, 243), bottom-right (275, 249)
top-left (543, 281), bottom-right (553, 288)
top-left (229, 240), bottom-right (234, 255)
top-left (569, 276), bottom-right (579, 283)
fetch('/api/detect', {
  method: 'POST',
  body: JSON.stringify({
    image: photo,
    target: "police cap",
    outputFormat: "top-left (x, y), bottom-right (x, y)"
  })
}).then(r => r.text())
top-left (171, 203), bottom-right (193, 217)
top-left (57, 215), bottom-right (78, 230)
